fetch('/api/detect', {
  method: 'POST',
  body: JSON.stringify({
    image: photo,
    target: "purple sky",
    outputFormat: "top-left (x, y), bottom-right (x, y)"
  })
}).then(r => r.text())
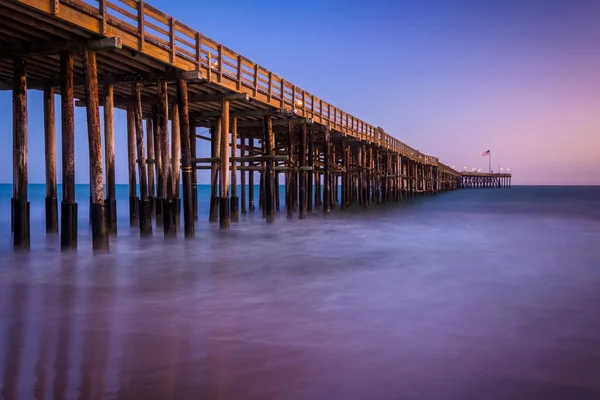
top-left (1, 0), bottom-right (598, 185)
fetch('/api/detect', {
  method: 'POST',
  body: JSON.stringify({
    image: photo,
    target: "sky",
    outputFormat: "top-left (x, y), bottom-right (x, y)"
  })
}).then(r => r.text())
top-left (1, 0), bottom-right (599, 185)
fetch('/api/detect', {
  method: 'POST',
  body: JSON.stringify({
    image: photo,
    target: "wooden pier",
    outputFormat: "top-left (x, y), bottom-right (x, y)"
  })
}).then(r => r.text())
top-left (0, 0), bottom-right (511, 250)
top-left (459, 172), bottom-right (512, 189)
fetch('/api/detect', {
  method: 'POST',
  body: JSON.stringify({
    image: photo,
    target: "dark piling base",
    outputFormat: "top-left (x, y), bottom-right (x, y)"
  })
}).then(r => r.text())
top-left (163, 199), bottom-right (176, 237)
top-left (13, 200), bottom-right (30, 249)
top-left (174, 198), bottom-right (181, 227)
top-left (219, 197), bottom-right (230, 229)
top-left (149, 196), bottom-right (156, 216)
top-left (60, 201), bottom-right (78, 250)
top-left (138, 198), bottom-right (152, 237)
top-left (11, 197), bottom-right (14, 232)
top-left (45, 196), bottom-right (58, 233)
top-left (230, 196), bottom-right (239, 222)
top-left (105, 198), bottom-right (117, 235)
top-left (129, 196), bottom-right (139, 226)
top-left (155, 197), bottom-right (163, 225)
top-left (193, 185), bottom-right (198, 221)
top-left (90, 203), bottom-right (109, 251)
top-left (209, 196), bottom-right (219, 223)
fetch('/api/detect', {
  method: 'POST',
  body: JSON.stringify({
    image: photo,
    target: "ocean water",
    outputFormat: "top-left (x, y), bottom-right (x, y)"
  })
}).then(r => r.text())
top-left (1, 185), bottom-right (600, 399)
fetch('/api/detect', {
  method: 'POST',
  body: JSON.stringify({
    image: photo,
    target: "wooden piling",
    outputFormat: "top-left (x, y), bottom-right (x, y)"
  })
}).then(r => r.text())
top-left (103, 84), bottom-right (117, 235)
top-left (230, 117), bottom-right (239, 222)
top-left (275, 170), bottom-right (281, 212)
top-left (59, 53), bottom-right (78, 249)
top-left (299, 122), bottom-right (307, 219)
top-left (340, 139), bottom-right (347, 210)
top-left (209, 120), bottom-right (221, 222)
top-left (146, 112), bottom-right (155, 215)
top-left (286, 120), bottom-right (294, 218)
top-left (240, 132), bottom-right (247, 215)
top-left (43, 86), bottom-right (58, 233)
top-left (13, 57), bottom-right (29, 249)
top-left (126, 104), bottom-right (138, 227)
top-left (358, 145), bottom-right (364, 206)
top-left (154, 101), bottom-right (164, 224)
top-left (219, 99), bottom-right (231, 228)
top-left (307, 136), bottom-right (314, 212)
top-left (176, 78), bottom-right (195, 238)
top-left (133, 82), bottom-right (152, 236)
top-left (190, 116), bottom-right (198, 221)
top-left (323, 125), bottom-right (331, 215)
top-left (171, 102), bottom-right (181, 227)
top-left (264, 115), bottom-right (275, 222)
top-left (157, 79), bottom-right (175, 236)
top-left (83, 48), bottom-right (108, 250)
top-left (315, 148), bottom-right (322, 207)
top-left (248, 137), bottom-right (255, 212)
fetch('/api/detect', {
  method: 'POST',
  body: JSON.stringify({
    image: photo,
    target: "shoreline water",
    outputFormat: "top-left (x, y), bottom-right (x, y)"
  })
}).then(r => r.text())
top-left (1, 186), bottom-right (599, 398)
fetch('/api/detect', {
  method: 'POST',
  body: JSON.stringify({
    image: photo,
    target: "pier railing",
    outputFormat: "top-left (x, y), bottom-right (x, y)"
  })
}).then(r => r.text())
top-left (16, 0), bottom-right (443, 165)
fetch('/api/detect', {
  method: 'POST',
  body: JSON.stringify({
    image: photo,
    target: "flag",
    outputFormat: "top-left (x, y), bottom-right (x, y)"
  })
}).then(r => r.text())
top-left (482, 150), bottom-right (490, 156)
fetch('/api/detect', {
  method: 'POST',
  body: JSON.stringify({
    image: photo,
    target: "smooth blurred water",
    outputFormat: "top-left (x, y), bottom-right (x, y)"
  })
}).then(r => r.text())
top-left (1, 185), bottom-right (599, 399)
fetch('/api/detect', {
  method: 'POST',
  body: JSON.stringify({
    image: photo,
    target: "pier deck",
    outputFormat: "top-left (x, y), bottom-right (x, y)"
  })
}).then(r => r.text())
top-left (1, 0), bottom-right (511, 250)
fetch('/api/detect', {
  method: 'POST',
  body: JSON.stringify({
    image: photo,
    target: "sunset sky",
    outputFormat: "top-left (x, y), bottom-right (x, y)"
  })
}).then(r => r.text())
top-left (0, 0), bottom-right (598, 185)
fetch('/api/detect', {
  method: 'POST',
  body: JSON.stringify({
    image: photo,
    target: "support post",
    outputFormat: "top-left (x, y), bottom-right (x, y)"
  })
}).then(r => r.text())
top-left (240, 132), bottom-right (247, 214)
top-left (171, 102), bottom-right (181, 227)
top-left (219, 99), bottom-right (231, 228)
top-left (103, 84), bottom-right (117, 234)
top-left (248, 137), bottom-right (255, 212)
top-left (264, 115), bottom-right (275, 222)
top-left (154, 102), bottom-right (164, 224)
top-left (190, 116), bottom-right (198, 221)
top-left (315, 148), bottom-right (321, 207)
top-left (126, 104), bottom-right (138, 226)
top-left (60, 53), bottom-right (78, 249)
top-left (299, 122), bottom-right (307, 219)
top-left (323, 126), bottom-right (331, 214)
top-left (83, 48), bottom-right (108, 250)
top-left (13, 57), bottom-right (30, 248)
top-left (133, 82), bottom-right (152, 236)
top-left (209, 121), bottom-right (221, 222)
top-left (340, 139), bottom-right (347, 210)
top-left (157, 79), bottom-right (175, 236)
top-left (307, 135), bottom-right (314, 213)
top-left (146, 112), bottom-right (155, 215)
top-left (44, 86), bottom-right (58, 233)
top-left (286, 120), bottom-right (294, 218)
top-left (230, 116), bottom-right (239, 221)
top-left (177, 79), bottom-right (195, 238)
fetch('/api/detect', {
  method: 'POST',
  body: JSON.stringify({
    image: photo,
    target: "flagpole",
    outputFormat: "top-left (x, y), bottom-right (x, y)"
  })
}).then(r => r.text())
top-left (489, 150), bottom-right (492, 173)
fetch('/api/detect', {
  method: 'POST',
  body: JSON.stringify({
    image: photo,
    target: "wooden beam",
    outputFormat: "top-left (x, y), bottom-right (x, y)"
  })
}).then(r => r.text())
top-left (1, 37), bottom-right (122, 59)
top-left (191, 108), bottom-right (274, 119)
top-left (189, 92), bottom-right (249, 103)
top-left (1, 70), bottom-right (203, 91)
